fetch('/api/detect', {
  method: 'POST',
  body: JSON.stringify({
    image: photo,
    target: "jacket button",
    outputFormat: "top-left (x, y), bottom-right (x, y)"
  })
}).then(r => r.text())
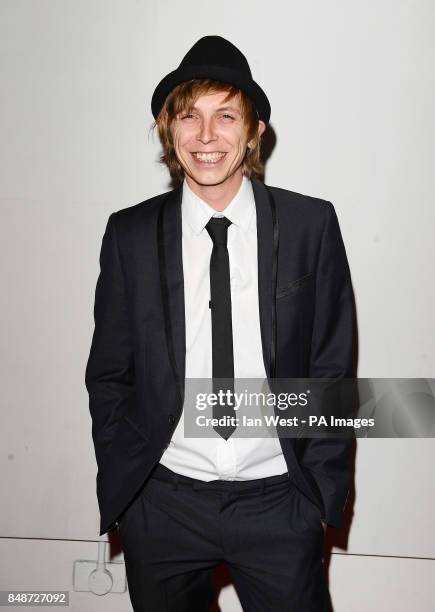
top-left (168, 414), bottom-right (175, 425)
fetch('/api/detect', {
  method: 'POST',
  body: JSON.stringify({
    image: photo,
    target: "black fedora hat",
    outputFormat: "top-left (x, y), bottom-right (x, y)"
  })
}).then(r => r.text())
top-left (151, 35), bottom-right (271, 124)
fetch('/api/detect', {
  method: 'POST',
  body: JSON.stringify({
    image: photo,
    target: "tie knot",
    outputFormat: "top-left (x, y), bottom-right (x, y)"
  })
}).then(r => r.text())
top-left (205, 216), bottom-right (232, 246)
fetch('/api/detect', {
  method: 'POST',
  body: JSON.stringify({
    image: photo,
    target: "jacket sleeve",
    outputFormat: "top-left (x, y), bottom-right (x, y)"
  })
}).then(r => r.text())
top-left (303, 201), bottom-right (356, 528)
top-left (85, 213), bottom-right (135, 469)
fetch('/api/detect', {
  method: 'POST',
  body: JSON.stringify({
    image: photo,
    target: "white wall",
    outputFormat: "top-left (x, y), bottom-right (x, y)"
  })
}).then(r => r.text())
top-left (1, 1), bottom-right (434, 610)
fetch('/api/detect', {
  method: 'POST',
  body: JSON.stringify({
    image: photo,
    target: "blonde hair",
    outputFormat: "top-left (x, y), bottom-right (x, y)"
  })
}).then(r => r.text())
top-left (150, 79), bottom-right (264, 183)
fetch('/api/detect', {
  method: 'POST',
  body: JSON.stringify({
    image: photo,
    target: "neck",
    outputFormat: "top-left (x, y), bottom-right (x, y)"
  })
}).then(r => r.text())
top-left (185, 171), bottom-right (243, 212)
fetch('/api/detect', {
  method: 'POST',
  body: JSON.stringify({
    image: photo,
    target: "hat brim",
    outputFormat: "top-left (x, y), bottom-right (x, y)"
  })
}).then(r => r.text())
top-left (151, 64), bottom-right (271, 124)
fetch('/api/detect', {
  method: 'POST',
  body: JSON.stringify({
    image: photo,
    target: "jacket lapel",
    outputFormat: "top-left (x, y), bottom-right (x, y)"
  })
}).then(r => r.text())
top-left (251, 178), bottom-right (277, 381)
top-left (157, 183), bottom-right (186, 404)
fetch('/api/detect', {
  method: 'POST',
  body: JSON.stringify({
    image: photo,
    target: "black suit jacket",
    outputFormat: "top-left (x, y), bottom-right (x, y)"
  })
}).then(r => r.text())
top-left (85, 178), bottom-right (356, 536)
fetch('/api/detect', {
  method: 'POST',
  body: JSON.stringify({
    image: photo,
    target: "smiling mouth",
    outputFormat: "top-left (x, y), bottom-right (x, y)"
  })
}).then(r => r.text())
top-left (191, 152), bottom-right (227, 163)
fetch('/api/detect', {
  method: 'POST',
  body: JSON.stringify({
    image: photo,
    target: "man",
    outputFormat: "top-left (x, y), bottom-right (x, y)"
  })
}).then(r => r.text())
top-left (85, 35), bottom-right (355, 611)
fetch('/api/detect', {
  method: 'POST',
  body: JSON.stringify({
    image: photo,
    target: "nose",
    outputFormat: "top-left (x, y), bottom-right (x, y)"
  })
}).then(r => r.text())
top-left (196, 117), bottom-right (217, 144)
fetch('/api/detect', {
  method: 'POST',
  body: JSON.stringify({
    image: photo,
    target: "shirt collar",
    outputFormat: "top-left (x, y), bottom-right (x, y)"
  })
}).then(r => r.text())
top-left (182, 175), bottom-right (255, 236)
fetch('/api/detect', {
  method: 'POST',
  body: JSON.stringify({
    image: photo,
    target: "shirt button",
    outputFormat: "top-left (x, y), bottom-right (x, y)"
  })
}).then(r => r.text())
top-left (168, 414), bottom-right (175, 425)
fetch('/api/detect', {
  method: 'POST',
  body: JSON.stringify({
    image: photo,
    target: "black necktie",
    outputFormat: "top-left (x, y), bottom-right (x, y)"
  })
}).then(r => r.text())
top-left (205, 216), bottom-right (237, 440)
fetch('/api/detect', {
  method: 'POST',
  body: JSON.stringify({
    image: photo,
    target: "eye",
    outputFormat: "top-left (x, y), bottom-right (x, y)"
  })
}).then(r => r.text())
top-left (179, 113), bottom-right (196, 121)
top-left (221, 114), bottom-right (235, 120)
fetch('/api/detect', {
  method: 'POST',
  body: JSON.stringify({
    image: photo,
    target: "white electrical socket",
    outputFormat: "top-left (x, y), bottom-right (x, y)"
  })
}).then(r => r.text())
top-left (73, 560), bottom-right (127, 594)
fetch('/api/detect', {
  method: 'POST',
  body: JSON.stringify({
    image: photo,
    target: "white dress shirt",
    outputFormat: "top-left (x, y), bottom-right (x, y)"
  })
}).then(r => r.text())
top-left (159, 175), bottom-right (288, 481)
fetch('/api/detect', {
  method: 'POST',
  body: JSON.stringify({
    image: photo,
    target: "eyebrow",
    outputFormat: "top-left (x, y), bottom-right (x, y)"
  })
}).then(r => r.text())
top-left (190, 105), bottom-right (241, 115)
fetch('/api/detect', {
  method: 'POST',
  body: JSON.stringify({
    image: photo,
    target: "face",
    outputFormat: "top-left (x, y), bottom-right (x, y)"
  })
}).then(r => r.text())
top-left (171, 91), bottom-right (265, 188)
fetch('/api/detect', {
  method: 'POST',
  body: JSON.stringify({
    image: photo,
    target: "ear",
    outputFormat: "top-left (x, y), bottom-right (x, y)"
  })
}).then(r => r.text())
top-left (257, 120), bottom-right (266, 138)
top-left (248, 120), bottom-right (266, 149)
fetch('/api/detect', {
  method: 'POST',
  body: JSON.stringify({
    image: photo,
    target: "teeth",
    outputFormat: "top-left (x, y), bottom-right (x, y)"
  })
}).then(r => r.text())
top-left (193, 152), bottom-right (226, 163)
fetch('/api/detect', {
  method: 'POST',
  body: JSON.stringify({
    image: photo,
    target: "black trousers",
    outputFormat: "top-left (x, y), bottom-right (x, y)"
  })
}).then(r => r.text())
top-left (118, 462), bottom-right (330, 611)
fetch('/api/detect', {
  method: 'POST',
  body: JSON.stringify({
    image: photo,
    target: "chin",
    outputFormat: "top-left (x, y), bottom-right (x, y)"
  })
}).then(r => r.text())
top-left (185, 165), bottom-right (242, 188)
top-left (191, 173), bottom-right (229, 186)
